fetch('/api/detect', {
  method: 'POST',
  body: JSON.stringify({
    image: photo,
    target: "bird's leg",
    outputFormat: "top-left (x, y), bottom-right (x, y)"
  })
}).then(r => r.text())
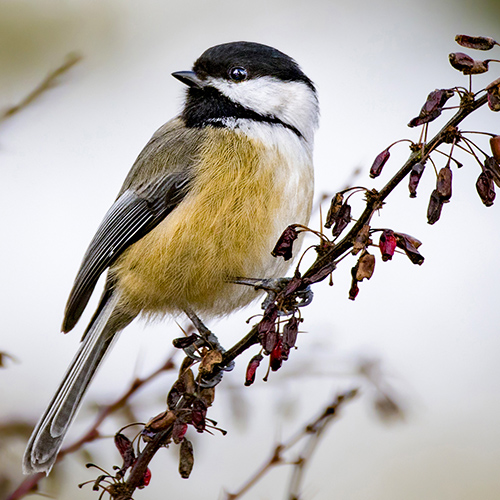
top-left (182, 307), bottom-right (234, 387)
top-left (230, 277), bottom-right (314, 313)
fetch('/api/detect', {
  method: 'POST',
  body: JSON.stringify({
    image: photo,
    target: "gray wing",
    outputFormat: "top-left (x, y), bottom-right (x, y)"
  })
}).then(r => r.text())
top-left (62, 170), bottom-right (192, 333)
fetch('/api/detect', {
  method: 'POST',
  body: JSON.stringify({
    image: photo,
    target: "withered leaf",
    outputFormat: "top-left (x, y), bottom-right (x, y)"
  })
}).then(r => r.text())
top-left (369, 149), bottom-right (390, 178)
top-left (325, 192), bottom-right (344, 228)
top-left (179, 439), bottom-right (194, 479)
top-left (355, 251), bottom-right (375, 281)
top-left (198, 350), bottom-right (223, 378)
top-left (455, 34), bottom-right (498, 51)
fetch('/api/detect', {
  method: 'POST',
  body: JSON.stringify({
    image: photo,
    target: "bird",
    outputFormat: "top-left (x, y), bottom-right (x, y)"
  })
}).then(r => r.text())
top-left (23, 41), bottom-right (319, 474)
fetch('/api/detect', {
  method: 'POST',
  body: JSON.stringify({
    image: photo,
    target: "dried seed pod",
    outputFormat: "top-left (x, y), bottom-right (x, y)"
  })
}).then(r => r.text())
top-left (272, 225), bottom-right (298, 261)
top-left (258, 304), bottom-right (279, 353)
top-left (370, 149), bottom-right (390, 178)
top-left (283, 316), bottom-right (299, 349)
top-left (179, 439), bottom-right (194, 479)
top-left (490, 137), bottom-right (500, 162)
top-left (114, 433), bottom-right (136, 471)
top-left (476, 171), bottom-right (496, 206)
top-left (486, 78), bottom-right (500, 111)
top-left (408, 89), bottom-right (455, 127)
top-left (348, 275), bottom-right (359, 301)
top-left (331, 202), bottom-right (351, 237)
top-left (191, 398), bottom-right (207, 432)
top-left (379, 229), bottom-right (397, 262)
top-left (455, 34), bottom-right (498, 51)
top-left (245, 353), bottom-right (263, 386)
top-left (325, 192), bottom-right (344, 228)
top-left (483, 156), bottom-right (500, 187)
top-left (394, 233), bottom-right (424, 265)
top-left (145, 410), bottom-right (177, 432)
top-left (449, 52), bottom-right (490, 74)
top-left (172, 421), bottom-right (188, 444)
top-left (409, 162), bottom-right (426, 197)
top-left (436, 165), bottom-right (453, 202)
top-left (427, 189), bottom-right (444, 224)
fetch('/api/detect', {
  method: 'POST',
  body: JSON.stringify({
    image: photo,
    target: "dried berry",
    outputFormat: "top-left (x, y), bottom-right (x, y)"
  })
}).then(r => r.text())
top-left (427, 189), bottom-right (444, 224)
top-left (490, 137), bottom-right (500, 163)
top-left (370, 149), bottom-right (390, 178)
top-left (486, 78), bottom-right (500, 111)
top-left (476, 171), bottom-right (496, 206)
top-left (138, 467), bottom-right (152, 488)
top-left (325, 192), bottom-right (344, 228)
top-left (409, 162), bottom-right (426, 197)
top-left (455, 34), bottom-right (498, 51)
top-left (179, 439), bottom-right (194, 479)
top-left (272, 225), bottom-right (299, 261)
top-left (270, 339), bottom-right (284, 372)
top-left (245, 353), bottom-right (263, 386)
top-left (379, 230), bottom-right (397, 261)
top-left (449, 52), bottom-right (489, 74)
top-left (436, 165), bottom-right (452, 202)
top-left (331, 202), bottom-right (351, 237)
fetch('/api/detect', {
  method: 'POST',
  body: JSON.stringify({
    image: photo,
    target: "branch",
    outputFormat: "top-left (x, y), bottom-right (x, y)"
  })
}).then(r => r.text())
top-left (0, 53), bottom-right (82, 126)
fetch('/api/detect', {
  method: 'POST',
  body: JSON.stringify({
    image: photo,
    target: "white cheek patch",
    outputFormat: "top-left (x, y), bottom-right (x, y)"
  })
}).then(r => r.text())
top-left (205, 76), bottom-right (319, 143)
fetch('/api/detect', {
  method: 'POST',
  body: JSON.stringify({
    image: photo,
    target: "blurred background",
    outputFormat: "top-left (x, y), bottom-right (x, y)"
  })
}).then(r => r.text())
top-left (1, 0), bottom-right (500, 498)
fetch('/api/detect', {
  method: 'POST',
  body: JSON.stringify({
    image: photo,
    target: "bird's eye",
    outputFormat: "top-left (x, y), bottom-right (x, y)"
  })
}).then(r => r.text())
top-left (228, 67), bottom-right (248, 82)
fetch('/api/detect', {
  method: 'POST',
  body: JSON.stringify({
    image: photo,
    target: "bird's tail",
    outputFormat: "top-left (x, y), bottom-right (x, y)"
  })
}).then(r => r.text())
top-left (23, 290), bottom-right (132, 474)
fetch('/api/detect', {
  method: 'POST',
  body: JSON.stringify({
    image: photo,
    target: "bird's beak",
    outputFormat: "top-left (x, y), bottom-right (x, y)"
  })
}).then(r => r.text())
top-left (171, 71), bottom-right (205, 89)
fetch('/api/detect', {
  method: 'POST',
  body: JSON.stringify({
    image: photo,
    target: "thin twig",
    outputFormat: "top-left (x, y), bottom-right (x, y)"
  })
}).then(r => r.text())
top-left (0, 53), bottom-right (82, 125)
top-left (6, 354), bottom-right (176, 500)
top-left (223, 389), bottom-right (359, 500)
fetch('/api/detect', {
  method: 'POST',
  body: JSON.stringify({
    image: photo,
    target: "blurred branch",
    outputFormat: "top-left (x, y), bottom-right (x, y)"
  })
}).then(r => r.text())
top-left (6, 353), bottom-right (176, 500)
top-left (0, 52), bottom-right (82, 126)
top-left (222, 389), bottom-right (359, 500)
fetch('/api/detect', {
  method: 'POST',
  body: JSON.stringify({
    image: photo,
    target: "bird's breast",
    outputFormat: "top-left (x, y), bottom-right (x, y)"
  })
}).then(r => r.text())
top-left (113, 125), bottom-right (314, 318)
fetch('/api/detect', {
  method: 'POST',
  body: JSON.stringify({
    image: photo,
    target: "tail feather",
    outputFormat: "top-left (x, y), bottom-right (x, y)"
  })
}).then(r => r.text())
top-left (23, 291), bottom-right (131, 474)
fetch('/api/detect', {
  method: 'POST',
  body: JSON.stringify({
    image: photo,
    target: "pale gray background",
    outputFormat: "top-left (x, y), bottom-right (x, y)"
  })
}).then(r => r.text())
top-left (1, 0), bottom-right (500, 498)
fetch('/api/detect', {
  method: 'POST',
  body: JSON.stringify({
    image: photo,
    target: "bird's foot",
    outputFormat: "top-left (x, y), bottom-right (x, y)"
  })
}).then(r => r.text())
top-left (181, 308), bottom-right (234, 388)
top-left (231, 277), bottom-right (314, 314)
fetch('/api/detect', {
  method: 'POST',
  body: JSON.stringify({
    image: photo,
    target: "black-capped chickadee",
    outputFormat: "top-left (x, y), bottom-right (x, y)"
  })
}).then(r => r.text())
top-left (23, 41), bottom-right (319, 474)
